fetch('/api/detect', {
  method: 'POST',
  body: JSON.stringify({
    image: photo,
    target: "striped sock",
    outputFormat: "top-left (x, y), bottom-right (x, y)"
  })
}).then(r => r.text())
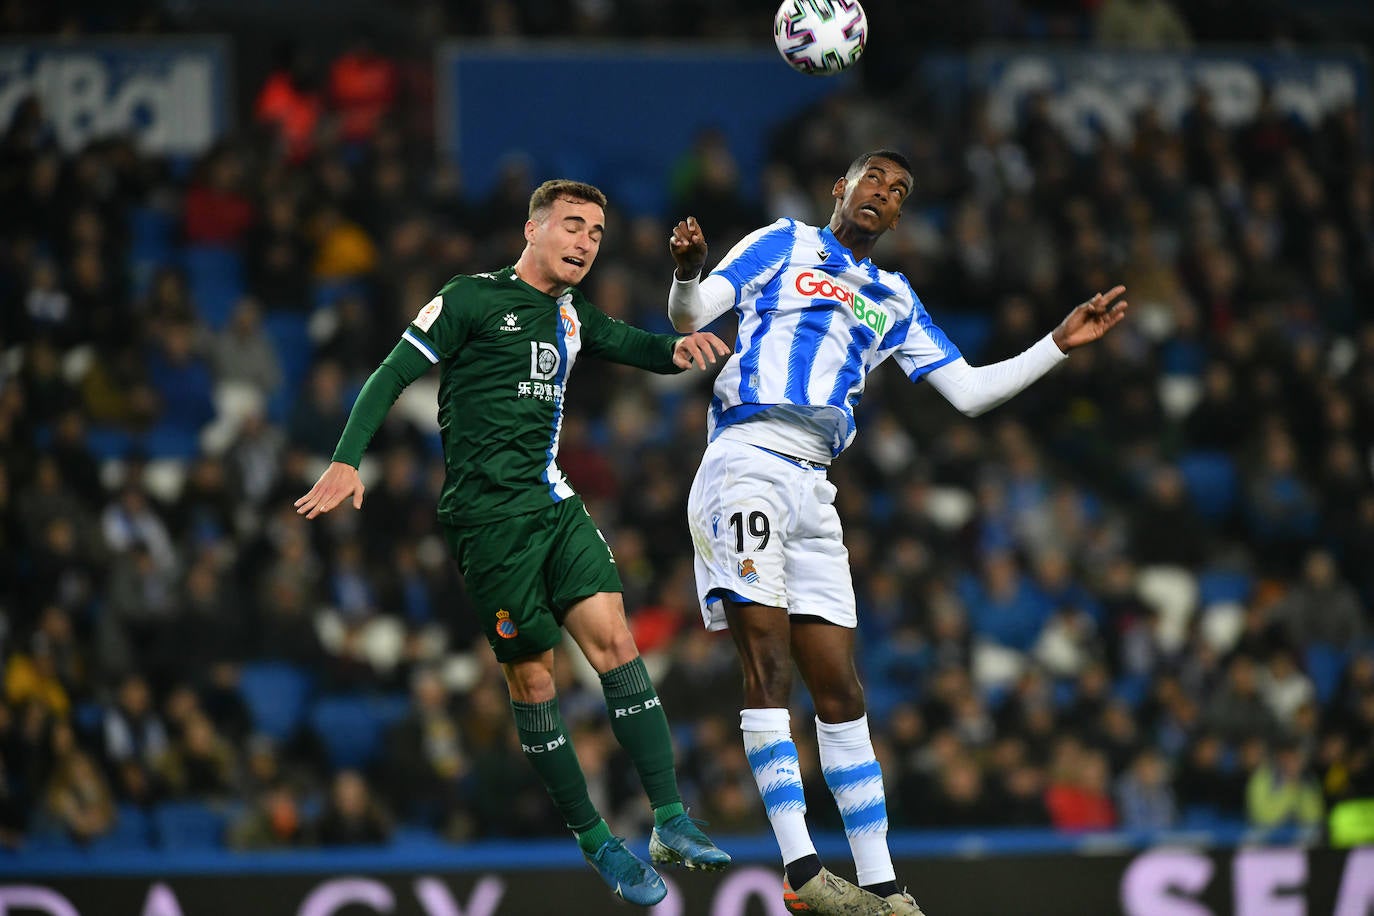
top-left (817, 715), bottom-right (895, 887)
top-left (741, 707), bottom-right (816, 866)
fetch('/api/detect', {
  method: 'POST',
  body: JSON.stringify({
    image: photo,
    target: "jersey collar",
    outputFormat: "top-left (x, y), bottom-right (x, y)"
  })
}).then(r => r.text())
top-left (819, 225), bottom-right (873, 269)
top-left (509, 265), bottom-right (572, 300)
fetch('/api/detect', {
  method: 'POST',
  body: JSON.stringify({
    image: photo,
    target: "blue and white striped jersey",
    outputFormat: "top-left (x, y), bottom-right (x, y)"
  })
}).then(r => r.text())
top-left (705, 218), bottom-right (961, 457)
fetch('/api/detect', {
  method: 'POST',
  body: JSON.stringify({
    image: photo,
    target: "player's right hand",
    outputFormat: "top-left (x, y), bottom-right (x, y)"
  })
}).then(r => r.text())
top-left (670, 216), bottom-right (708, 280)
top-left (294, 461), bottom-right (365, 519)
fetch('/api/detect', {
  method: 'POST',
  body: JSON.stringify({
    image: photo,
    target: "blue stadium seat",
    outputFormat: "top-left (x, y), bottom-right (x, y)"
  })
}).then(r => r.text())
top-left (238, 661), bottom-right (313, 743)
top-left (153, 801), bottom-right (231, 849)
top-left (142, 422), bottom-right (202, 461)
top-left (1112, 673), bottom-right (1151, 709)
top-left (129, 206), bottom-right (175, 258)
top-left (183, 244), bottom-right (245, 330)
top-left (85, 425), bottom-right (134, 461)
top-left (262, 310), bottom-right (311, 422)
top-left (72, 701), bottom-right (104, 739)
top-left (934, 312), bottom-right (993, 363)
top-left (127, 206), bottom-right (177, 299)
top-left (91, 804), bottom-right (153, 851)
top-left (1304, 643), bottom-right (1348, 707)
top-left (1176, 450), bottom-right (1239, 522)
top-left (1196, 570), bottom-right (1254, 608)
top-left (309, 694), bottom-right (410, 771)
top-left (311, 279), bottom-right (368, 311)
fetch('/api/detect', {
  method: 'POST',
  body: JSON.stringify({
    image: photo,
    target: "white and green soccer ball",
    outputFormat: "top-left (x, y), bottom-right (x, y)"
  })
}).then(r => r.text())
top-left (773, 0), bottom-right (868, 76)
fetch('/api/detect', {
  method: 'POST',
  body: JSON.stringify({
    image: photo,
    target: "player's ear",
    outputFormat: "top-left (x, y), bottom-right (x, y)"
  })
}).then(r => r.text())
top-left (832, 177), bottom-right (847, 200)
top-left (524, 219), bottom-right (538, 243)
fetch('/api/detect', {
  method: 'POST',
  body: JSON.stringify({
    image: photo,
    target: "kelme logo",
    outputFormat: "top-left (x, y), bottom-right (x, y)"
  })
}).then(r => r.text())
top-left (795, 270), bottom-right (887, 335)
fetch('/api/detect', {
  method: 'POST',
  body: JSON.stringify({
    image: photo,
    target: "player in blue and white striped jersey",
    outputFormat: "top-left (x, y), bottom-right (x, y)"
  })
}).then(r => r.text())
top-left (668, 150), bottom-right (1129, 916)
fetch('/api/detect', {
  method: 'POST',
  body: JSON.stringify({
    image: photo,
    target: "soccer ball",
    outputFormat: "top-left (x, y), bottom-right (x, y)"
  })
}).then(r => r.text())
top-left (773, 0), bottom-right (868, 76)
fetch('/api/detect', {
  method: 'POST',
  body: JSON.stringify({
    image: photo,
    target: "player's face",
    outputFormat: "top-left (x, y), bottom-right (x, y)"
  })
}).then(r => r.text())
top-left (525, 197), bottom-right (605, 290)
top-left (832, 157), bottom-right (911, 234)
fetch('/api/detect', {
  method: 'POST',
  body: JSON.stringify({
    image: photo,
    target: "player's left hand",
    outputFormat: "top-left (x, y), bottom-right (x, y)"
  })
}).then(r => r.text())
top-left (673, 331), bottom-right (731, 370)
top-left (1051, 285), bottom-right (1129, 352)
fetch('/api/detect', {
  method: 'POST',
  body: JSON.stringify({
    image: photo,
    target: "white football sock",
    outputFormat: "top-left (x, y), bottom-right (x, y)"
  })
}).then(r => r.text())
top-left (741, 707), bottom-right (816, 866)
top-left (817, 715), bottom-right (895, 886)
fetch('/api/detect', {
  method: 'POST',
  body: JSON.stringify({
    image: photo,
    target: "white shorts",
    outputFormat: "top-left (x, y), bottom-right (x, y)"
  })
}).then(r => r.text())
top-left (686, 437), bottom-right (856, 631)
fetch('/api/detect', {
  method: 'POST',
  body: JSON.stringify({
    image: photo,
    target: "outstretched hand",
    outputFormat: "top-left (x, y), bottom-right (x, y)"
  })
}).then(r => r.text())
top-left (294, 461), bottom-right (365, 519)
top-left (1051, 285), bottom-right (1129, 352)
top-left (669, 216), bottom-right (708, 280)
top-left (673, 331), bottom-right (731, 370)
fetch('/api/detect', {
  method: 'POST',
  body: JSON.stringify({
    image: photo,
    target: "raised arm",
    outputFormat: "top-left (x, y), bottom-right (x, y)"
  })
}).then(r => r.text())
top-left (667, 216), bottom-right (737, 332)
top-left (925, 286), bottom-right (1129, 417)
top-left (294, 336), bottom-right (434, 518)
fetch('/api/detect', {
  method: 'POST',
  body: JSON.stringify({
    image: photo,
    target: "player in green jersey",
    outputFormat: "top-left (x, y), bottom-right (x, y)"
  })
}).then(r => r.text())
top-left (295, 179), bottom-right (733, 906)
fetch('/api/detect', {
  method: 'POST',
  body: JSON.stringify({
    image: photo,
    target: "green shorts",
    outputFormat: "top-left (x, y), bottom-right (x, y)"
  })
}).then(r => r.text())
top-left (442, 496), bottom-right (622, 663)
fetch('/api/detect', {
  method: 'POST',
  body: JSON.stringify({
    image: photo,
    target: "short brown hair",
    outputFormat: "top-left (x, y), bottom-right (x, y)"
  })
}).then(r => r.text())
top-left (527, 179), bottom-right (607, 221)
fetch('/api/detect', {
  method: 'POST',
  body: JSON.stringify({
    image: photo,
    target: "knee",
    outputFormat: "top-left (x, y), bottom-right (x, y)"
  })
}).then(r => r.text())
top-left (505, 662), bottom-right (556, 704)
top-left (585, 629), bottom-right (640, 674)
top-left (812, 681), bottom-right (866, 724)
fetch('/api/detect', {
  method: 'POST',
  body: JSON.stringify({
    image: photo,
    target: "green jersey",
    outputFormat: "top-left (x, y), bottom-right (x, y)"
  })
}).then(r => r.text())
top-left (332, 267), bottom-right (683, 527)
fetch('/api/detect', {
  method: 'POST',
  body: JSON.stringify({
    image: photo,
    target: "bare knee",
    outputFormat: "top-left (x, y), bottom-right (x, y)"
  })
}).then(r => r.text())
top-left (811, 680), bottom-right (866, 724)
top-left (504, 655), bottom-right (556, 703)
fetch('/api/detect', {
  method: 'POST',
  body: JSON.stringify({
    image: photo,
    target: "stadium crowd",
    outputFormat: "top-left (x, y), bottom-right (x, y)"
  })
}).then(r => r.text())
top-left (2, 9), bottom-right (1373, 853)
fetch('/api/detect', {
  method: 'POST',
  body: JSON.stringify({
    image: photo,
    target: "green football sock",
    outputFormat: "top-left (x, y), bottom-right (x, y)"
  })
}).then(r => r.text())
top-left (510, 698), bottom-right (603, 849)
top-left (575, 818), bottom-right (613, 855)
top-left (600, 657), bottom-right (683, 819)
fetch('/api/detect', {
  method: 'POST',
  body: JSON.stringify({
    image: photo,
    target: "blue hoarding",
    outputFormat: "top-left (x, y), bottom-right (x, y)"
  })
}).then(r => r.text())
top-left (949, 47), bottom-right (1370, 151)
top-left (436, 44), bottom-right (850, 215)
top-left (0, 38), bottom-right (231, 156)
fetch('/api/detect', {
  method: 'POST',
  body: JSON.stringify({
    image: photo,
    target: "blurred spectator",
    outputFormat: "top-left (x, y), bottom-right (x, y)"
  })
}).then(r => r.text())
top-left (926, 755), bottom-right (1000, 826)
top-left (159, 712), bottom-right (239, 800)
top-left (1274, 549), bottom-right (1365, 648)
top-left (1247, 739), bottom-right (1325, 829)
top-left (329, 39), bottom-right (399, 146)
top-left (1259, 649), bottom-right (1315, 729)
top-left (315, 769), bottom-right (392, 846)
top-left (210, 297), bottom-right (283, 398)
top-left (246, 195), bottom-right (312, 311)
top-left (1205, 654), bottom-right (1279, 745)
top-left (1175, 733), bottom-right (1245, 816)
top-left (43, 743), bottom-right (115, 845)
top-left (964, 551), bottom-right (1050, 653)
top-left (146, 320), bottom-right (216, 433)
top-left (311, 204), bottom-right (377, 281)
top-left (100, 673), bottom-right (170, 804)
top-left (1115, 748), bottom-right (1177, 830)
top-left (3, 619), bottom-right (74, 719)
top-left (1095, 0), bottom-right (1193, 48)
top-left (254, 43), bottom-right (323, 165)
top-left (1130, 466), bottom-right (1207, 566)
top-left (288, 360), bottom-right (348, 457)
top-left (229, 781), bottom-right (310, 850)
top-left (1045, 743), bottom-right (1117, 831)
top-left (227, 409), bottom-right (287, 506)
top-left (183, 147), bottom-right (255, 246)
top-left (381, 668), bottom-right (470, 831)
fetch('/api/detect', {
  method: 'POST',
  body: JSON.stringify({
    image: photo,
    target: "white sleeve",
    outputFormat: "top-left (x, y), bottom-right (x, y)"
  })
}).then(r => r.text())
top-left (924, 333), bottom-right (1067, 417)
top-left (667, 273), bottom-right (736, 332)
